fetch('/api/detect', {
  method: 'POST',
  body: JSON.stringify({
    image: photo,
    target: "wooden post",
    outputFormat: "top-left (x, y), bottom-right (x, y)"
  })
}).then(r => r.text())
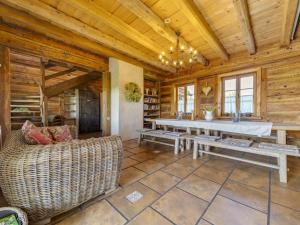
top-left (277, 130), bottom-right (287, 145)
top-left (40, 59), bottom-right (48, 126)
top-left (101, 71), bottom-right (111, 136)
top-left (0, 46), bottom-right (11, 141)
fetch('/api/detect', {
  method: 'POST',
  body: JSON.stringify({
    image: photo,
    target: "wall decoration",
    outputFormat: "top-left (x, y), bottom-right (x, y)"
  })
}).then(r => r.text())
top-left (125, 82), bottom-right (142, 102)
top-left (201, 82), bottom-right (212, 96)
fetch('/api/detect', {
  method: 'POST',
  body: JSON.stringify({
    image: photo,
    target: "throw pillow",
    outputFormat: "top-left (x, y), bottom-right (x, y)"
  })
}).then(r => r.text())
top-left (21, 120), bottom-right (53, 145)
top-left (48, 125), bottom-right (73, 142)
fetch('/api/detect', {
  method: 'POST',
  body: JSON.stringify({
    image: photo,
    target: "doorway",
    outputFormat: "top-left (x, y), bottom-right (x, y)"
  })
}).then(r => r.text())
top-left (79, 88), bottom-right (101, 134)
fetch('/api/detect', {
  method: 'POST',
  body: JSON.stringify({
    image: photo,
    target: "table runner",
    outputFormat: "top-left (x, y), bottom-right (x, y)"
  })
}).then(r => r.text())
top-left (154, 119), bottom-right (273, 137)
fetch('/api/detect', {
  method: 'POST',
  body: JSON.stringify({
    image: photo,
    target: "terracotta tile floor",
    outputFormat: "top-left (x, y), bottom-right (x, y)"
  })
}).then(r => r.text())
top-left (2, 139), bottom-right (300, 225)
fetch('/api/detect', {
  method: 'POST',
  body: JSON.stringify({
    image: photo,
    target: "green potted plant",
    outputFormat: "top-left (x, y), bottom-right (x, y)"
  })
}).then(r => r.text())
top-left (203, 105), bottom-right (216, 121)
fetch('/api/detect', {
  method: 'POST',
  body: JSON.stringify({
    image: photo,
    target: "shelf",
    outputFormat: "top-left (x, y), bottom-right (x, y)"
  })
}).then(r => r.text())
top-left (144, 114), bottom-right (160, 117)
top-left (144, 109), bottom-right (160, 111)
top-left (144, 94), bottom-right (159, 98)
top-left (144, 102), bottom-right (160, 104)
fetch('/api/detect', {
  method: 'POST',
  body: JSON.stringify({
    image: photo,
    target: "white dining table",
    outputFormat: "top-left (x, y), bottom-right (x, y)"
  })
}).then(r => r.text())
top-left (145, 118), bottom-right (300, 145)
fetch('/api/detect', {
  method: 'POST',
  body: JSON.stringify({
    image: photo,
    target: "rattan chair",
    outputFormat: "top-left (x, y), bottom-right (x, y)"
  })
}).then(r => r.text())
top-left (0, 128), bottom-right (123, 223)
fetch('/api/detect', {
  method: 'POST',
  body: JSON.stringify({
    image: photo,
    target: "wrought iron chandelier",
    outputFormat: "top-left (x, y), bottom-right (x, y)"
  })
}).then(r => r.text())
top-left (158, 32), bottom-right (200, 71)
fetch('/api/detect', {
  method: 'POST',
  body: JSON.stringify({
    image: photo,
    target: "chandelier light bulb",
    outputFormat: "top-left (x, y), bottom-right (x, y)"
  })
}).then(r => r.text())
top-left (159, 55), bottom-right (162, 59)
top-left (173, 61), bottom-right (177, 66)
top-left (169, 46), bottom-right (174, 52)
top-left (162, 59), bottom-right (165, 63)
top-left (189, 58), bottom-right (193, 63)
top-left (180, 45), bottom-right (185, 50)
top-left (161, 51), bottom-right (165, 56)
top-left (179, 60), bottom-right (183, 65)
top-left (166, 60), bottom-right (169, 65)
top-left (193, 50), bottom-right (198, 55)
top-left (189, 47), bottom-right (193, 53)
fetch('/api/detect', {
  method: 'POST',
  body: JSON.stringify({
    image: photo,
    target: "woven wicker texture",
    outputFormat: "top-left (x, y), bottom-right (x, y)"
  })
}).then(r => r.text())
top-left (0, 129), bottom-right (123, 222)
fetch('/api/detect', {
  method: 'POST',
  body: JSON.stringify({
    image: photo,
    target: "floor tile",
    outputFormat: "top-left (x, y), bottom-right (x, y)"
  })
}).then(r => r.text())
top-left (229, 168), bottom-right (269, 191)
top-left (177, 174), bottom-right (220, 202)
top-left (152, 187), bottom-right (208, 225)
top-left (272, 171), bottom-right (300, 193)
top-left (123, 151), bottom-right (134, 158)
top-left (107, 182), bottom-right (159, 220)
top-left (204, 158), bottom-right (235, 172)
top-left (120, 167), bottom-right (147, 186)
top-left (140, 170), bottom-right (181, 194)
top-left (127, 207), bottom-right (172, 225)
top-left (134, 160), bottom-right (165, 173)
top-left (271, 185), bottom-right (300, 211)
top-left (176, 154), bottom-right (208, 168)
top-left (130, 152), bottom-right (158, 162)
top-left (162, 162), bottom-right (195, 178)
top-left (197, 219), bottom-right (213, 225)
top-left (56, 200), bottom-right (126, 225)
top-left (203, 195), bottom-right (267, 225)
top-left (220, 180), bottom-right (268, 213)
top-left (153, 153), bottom-right (179, 164)
top-left (123, 141), bottom-right (140, 149)
top-left (122, 158), bottom-right (140, 169)
top-left (126, 146), bottom-right (147, 154)
top-left (193, 165), bottom-right (231, 184)
top-left (270, 203), bottom-right (300, 225)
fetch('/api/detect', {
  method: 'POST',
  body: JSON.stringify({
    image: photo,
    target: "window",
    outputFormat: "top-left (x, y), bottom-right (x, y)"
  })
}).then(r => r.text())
top-left (177, 84), bottom-right (195, 113)
top-left (218, 68), bottom-right (261, 118)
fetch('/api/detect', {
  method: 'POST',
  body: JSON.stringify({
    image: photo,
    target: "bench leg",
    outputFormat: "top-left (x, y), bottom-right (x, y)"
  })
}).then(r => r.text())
top-left (196, 128), bottom-right (201, 135)
top-left (279, 154), bottom-right (287, 183)
top-left (186, 127), bottom-right (192, 150)
top-left (193, 141), bottom-right (198, 159)
top-left (180, 139), bottom-right (185, 152)
top-left (174, 138), bottom-right (179, 155)
top-left (138, 134), bottom-right (142, 145)
top-left (204, 129), bottom-right (210, 152)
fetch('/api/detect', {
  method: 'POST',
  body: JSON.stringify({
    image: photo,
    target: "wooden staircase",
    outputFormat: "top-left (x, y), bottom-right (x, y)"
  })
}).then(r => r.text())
top-left (10, 95), bottom-right (42, 130)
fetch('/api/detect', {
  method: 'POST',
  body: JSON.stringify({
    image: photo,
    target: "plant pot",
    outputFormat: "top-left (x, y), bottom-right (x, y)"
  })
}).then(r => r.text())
top-left (204, 111), bottom-right (213, 121)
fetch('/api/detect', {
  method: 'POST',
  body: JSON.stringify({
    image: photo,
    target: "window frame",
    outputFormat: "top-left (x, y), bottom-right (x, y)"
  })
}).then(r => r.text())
top-left (175, 83), bottom-right (196, 113)
top-left (217, 68), bottom-right (261, 118)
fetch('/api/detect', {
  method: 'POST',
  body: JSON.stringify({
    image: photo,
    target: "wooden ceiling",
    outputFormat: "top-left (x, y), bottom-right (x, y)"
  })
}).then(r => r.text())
top-left (0, 0), bottom-right (299, 75)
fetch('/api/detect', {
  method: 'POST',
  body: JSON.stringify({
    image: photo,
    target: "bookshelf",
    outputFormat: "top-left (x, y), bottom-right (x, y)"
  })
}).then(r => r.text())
top-left (144, 78), bottom-right (160, 128)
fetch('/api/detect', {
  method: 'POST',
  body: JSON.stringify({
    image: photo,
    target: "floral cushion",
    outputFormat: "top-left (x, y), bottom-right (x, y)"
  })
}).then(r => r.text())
top-left (21, 120), bottom-right (53, 145)
top-left (48, 125), bottom-right (73, 142)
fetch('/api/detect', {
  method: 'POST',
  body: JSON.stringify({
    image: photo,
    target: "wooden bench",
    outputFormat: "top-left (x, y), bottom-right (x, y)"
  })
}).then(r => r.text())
top-left (193, 136), bottom-right (300, 183)
top-left (138, 129), bottom-right (187, 154)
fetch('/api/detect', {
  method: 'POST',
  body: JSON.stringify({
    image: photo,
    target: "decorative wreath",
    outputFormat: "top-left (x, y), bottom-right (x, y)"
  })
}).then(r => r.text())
top-left (125, 82), bottom-right (142, 102)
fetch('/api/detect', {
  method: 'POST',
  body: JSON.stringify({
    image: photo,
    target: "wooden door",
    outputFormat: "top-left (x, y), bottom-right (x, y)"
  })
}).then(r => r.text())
top-left (79, 89), bottom-right (100, 133)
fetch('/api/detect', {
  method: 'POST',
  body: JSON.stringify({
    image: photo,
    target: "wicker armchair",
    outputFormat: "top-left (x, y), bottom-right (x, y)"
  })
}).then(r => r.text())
top-left (0, 128), bottom-right (123, 222)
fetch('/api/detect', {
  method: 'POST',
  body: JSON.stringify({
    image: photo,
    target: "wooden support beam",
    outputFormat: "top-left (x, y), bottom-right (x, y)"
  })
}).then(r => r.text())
top-left (115, 0), bottom-right (209, 66)
top-left (233, 0), bottom-right (256, 54)
top-left (45, 67), bottom-right (78, 81)
top-left (174, 0), bottom-right (229, 60)
top-left (0, 46), bottom-right (11, 141)
top-left (281, 0), bottom-right (299, 47)
top-left (0, 0), bottom-right (174, 73)
top-left (101, 72), bottom-right (111, 136)
top-left (44, 72), bottom-right (102, 97)
top-left (40, 60), bottom-right (48, 126)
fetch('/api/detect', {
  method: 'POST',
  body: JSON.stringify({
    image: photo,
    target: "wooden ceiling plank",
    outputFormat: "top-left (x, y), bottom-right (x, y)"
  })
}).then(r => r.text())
top-left (174, 0), bottom-right (229, 60)
top-left (233, 0), bottom-right (256, 54)
top-left (0, 0), bottom-right (174, 73)
top-left (71, 0), bottom-right (162, 54)
top-left (281, 0), bottom-right (299, 47)
top-left (116, 0), bottom-right (209, 66)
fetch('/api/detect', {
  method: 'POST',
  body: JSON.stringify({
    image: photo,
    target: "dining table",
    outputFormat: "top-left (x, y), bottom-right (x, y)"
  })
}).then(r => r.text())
top-left (144, 118), bottom-right (300, 146)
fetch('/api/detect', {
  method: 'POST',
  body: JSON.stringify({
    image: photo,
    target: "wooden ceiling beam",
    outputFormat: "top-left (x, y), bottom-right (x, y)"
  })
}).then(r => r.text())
top-left (44, 71), bottom-right (101, 97)
top-left (71, 0), bottom-right (162, 54)
top-left (0, 0), bottom-right (175, 73)
top-left (116, 0), bottom-right (208, 66)
top-left (233, 0), bottom-right (256, 54)
top-left (281, 0), bottom-right (299, 47)
top-left (174, 0), bottom-right (229, 60)
top-left (0, 5), bottom-right (167, 75)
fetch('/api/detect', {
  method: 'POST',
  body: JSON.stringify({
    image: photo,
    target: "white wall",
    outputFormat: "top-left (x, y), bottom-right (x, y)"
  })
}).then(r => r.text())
top-left (109, 58), bottom-right (144, 141)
